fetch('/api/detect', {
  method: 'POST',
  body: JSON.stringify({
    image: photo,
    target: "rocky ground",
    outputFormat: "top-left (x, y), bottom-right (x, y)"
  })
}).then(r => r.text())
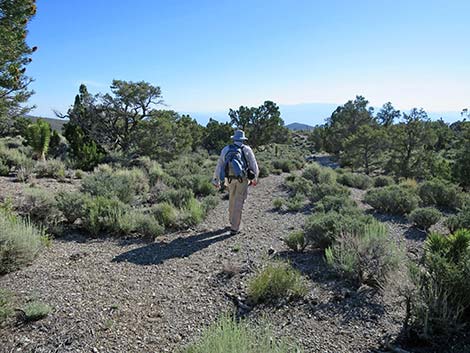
top-left (0, 172), bottom-right (462, 353)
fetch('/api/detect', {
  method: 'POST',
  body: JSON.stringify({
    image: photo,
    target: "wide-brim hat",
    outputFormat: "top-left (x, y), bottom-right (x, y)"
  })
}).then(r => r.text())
top-left (231, 129), bottom-right (248, 141)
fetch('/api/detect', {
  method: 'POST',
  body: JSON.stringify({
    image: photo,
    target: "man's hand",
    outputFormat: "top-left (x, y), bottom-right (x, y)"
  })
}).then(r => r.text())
top-left (250, 180), bottom-right (258, 187)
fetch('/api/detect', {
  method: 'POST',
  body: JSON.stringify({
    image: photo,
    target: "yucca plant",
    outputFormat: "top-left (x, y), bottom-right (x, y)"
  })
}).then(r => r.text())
top-left (25, 119), bottom-right (51, 161)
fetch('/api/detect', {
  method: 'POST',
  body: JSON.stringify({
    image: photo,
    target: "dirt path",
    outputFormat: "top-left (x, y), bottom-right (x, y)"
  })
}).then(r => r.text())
top-left (0, 174), bottom-right (405, 353)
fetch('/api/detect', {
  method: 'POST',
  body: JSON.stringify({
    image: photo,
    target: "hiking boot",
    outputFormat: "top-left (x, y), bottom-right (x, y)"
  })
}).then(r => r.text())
top-left (230, 229), bottom-right (240, 236)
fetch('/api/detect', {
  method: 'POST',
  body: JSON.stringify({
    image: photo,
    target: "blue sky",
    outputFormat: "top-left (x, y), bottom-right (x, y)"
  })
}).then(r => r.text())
top-left (27, 0), bottom-right (470, 125)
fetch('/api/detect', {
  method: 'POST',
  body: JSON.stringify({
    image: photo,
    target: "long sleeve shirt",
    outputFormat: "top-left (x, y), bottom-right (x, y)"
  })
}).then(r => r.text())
top-left (213, 142), bottom-right (259, 184)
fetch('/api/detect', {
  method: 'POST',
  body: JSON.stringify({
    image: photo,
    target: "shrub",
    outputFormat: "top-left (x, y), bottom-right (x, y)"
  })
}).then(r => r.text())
top-left (302, 163), bottom-right (322, 182)
top-left (0, 209), bottom-right (45, 274)
top-left (304, 211), bottom-right (374, 249)
top-left (285, 195), bottom-right (305, 212)
top-left (446, 205), bottom-right (470, 233)
top-left (183, 315), bottom-right (301, 353)
top-left (285, 177), bottom-right (313, 197)
top-left (81, 166), bottom-right (149, 204)
top-left (317, 168), bottom-right (337, 184)
top-left (132, 211), bottom-right (164, 238)
top-left (325, 222), bottom-right (403, 288)
top-left (258, 164), bottom-right (270, 178)
top-left (418, 179), bottom-right (463, 210)
top-left (0, 161), bottom-right (9, 176)
top-left (283, 231), bottom-right (306, 252)
top-left (248, 262), bottom-right (307, 304)
top-left (152, 202), bottom-right (179, 229)
top-left (22, 188), bottom-right (62, 230)
top-left (81, 196), bottom-right (133, 236)
top-left (373, 175), bottom-right (395, 188)
top-left (180, 198), bottom-right (205, 227)
top-left (272, 198), bottom-right (285, 210)
top-left (272, 159), bottom-right (292, 173)
top-left (337, 172), bottom-right (372, 190)
top-left (23, 301), bottom-right (51, 321)
top-left (56, 191), bottom-right (87, 224)
top-left (272, 169), bottom-right (282, 175)
top-left (364, 185), bottom-right (420, 215)
top-left (313, 195), bottom-right (357, 213)
top-left (180, 174), bottom-right (215, 197)
top-left (0, 289), bottom-right (14, 323)
top-left (408, 207), bottom-right (442, 232)
top-left (15, 158), bottom-right (35, 182)
top-left (157, 188), bottom-right (194, 208)
top-left (201, 195), bottom-right (219, 214)
top-left (407, 230), bottom-right (470, 337)
top-left (308, 182), bottom-right (350, 203)
top-left (35, 160), bottom-right (66, 179)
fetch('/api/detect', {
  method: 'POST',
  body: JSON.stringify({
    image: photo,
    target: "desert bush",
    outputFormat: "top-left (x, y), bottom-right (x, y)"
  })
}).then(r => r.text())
top-left (325, 221), bottom-right (403, 288)
top-left (0, 289), bottom-right (14, 323)
top-left (272, 159), bottom-right (293, 173)
top-left (22, 188), bottom-right (62, 230)
top-left (418, 179), bottom-right (463, 210)
top-left (81, 196), bottom-right (133, 236)
top-left (308, 182), bottom-right (350, 203)
top-left (258, 164), bottom-right (270, 178)
top-left (0, 161), bottom-right (9, 176)
top-left (285, 177), bottom-right (314, 197)
top-left (446, 205), bottom-right (470, 233)
top-left (157, 188), bottom-right (194, 208)
top-left (337, 172), bottom-right (372, 190)
top-left (0, 209), bottom-right (45, 274)
top-left (285, 195), bottom-right (305, 212)
top-left (81, 166), bottom-right (149, 204)
top-left (23, 301), bottom-right (51, 322)
top-left (152, 202), bottom-right (179, 229)
top-left (35, 160), bottom-right (66, 179)
top-left (272, 198), bottom-right (285, 210)
top-left (180, 198), bottom-right (205, 227)
top-left (201, 195), bottom-right (219, 214)
top-left (302, 163), bottom-right (322, 182)
top-left (399, 178), bottom-right (418, 190)
top-left (180, 174), bottom-right (215, 197)
top-left (373, 175), bottom-right (395, 188)
top-left (304, 211), bottom-right (374, 249)
top-left (15, 158), bottom-right (35, 182)
top-left (248, 261), bottom-right (307, 304)
top-left (313, 195), bottom-right (357, 213)
top-left (183, 314), bottom-right (301, 353)
top-left (56, 191), bottom-right (87, 224)
top-left (132, 211), bottom-right (164, 238)
top-left (283, 231), bottom-right (306, 252)
top-left (272, 168), bottom-right (282, 175)
top-left (364, 185), bottom-right (420, 215)
top-left (407, 230), bottom-right (470, 337)
top-left (408, 207), bottom-right (442, 232)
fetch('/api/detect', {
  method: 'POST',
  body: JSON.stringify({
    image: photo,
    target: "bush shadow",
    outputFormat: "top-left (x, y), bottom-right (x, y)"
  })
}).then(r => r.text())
top-left (112, 227), bottom-right (233, 265)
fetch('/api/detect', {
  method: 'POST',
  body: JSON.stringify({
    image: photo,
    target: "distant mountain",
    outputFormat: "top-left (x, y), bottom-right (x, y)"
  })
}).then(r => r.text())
top-left (25, 115), bottom-right (66, 132)
top-left (286, 122), bottom-right (314, 131)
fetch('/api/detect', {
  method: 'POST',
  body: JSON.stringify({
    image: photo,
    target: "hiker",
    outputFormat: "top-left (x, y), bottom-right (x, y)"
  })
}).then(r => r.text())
top-left (212, 129), bottom-right (259, 235)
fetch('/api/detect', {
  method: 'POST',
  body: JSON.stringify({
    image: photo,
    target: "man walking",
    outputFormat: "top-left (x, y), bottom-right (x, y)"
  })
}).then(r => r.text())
top-left (212, 130), bottom-right (259, 235)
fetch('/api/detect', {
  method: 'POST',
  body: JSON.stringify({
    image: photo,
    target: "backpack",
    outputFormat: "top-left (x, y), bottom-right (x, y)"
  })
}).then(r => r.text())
top-left (220, 144), bottom-right (248, 183)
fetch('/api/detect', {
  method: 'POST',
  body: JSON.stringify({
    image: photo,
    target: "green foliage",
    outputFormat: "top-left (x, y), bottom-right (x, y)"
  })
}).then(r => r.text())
top-left (180, 198), bottom-right (205, 227)
top-left (55, 191), bottom-right (87, 224)
top-left (183, 314), bottom-right (302, 353)
top-left (313, 195), bottom-right (357, 213)
top-left (152, 202), bottom-right (179, 229)
top-left (0, 160), bottom-right (9, 176)
top-left (418, 179), bottom-right (463, 210)
top-left (132, 211), bottom-right (164, 238)
top-left (201, 195), bottom-right (219, 214)
top-left (81, 196), bottom-right (134, 236)
top-left (302, 162), bottom-right (323, 183)
top-left (157, 188), bottom-right (194, 208)
top-left (308, 182), bottom-right (350, 203)
top-left (0, 0), bottom-right (36, 130)
top-left (364, 185), bottom-right (420, 215)
top-left (341, 125), bottom-right (387, 174)
top-left (452, 122), bottom-right (470, 190)
top-left (272, 198), bottom-right (284, 210)
top-left (283, 231), bottom-right (306, 252)
top-left (285, 176), bottom-right (313, 197)
top-left (248, 261), bottom-right (307, 304)
top-left (325, 221), bottom-right (402, 288)
top-left (201, 118), bottom-right (232, 154)
top-left (22, 187), bottom-right (62, 230)
top-left (285, 195), bottom-right (305, 212)
top-left (258, 164), bottom-right (270, 178)
top-left (407, 230), bottom-right (470, 337)
top-left (23, 301), bottom-right (51, 321)
top-left (63, 123), bottom-right (105, 171)
top-left (0, 289), bottom-right (14, 323)
top-left (373, 175), bottom-right (395, 188)
top-left (0, 208), bottom-right (44, 274)
top-left (229, 101), bottom-right (289, 148)
top-left (81, 165), bottom-right (149, 204)
top-left (446, 205), bottom-right (470, 233)
top-left (408, 207), bottom-right (442, 232)
top-left (25, 119), bottom-right (51, 161)
top-left (34, 159), bottom-right (66, 179)
top-left (272, 159), bottom-right (293, 173)
top-left (304, 210), bottom-right (373, 249)
top-left (336, 172), bottom-right (372, 189)
top-left (15, 157), bottom-right (34, 182)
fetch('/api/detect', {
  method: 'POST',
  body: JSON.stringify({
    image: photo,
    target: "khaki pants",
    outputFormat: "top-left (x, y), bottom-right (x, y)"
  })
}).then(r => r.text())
top-left (227, 178), bottom-right (249, 231)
